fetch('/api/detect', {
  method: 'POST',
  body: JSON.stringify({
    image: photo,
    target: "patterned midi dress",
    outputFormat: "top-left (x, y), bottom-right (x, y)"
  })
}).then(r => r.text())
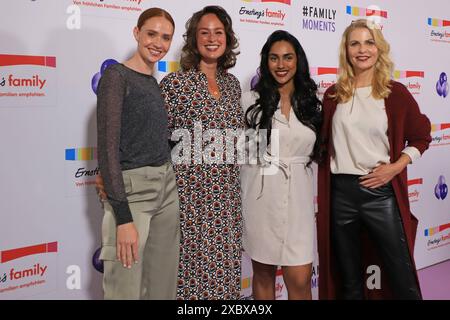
top-left (160, 68), bottom-right (244, 300)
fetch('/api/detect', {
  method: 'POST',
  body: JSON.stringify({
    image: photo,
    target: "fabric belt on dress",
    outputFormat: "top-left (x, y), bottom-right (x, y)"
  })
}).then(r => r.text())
top-left (256, 153), bottom-right (310, 200)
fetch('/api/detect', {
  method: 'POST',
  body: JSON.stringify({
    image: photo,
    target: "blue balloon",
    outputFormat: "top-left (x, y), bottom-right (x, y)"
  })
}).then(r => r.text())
top-left (92, 247), bottom-right (104, 273)
top-left (91, 72), bottom-right (101, 94)
top-left (100, 59), bottom-right (119, 75)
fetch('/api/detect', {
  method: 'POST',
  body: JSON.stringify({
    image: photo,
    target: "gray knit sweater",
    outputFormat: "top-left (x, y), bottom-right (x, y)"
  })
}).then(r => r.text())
top-left (97, 63), bottom-right (170, 225)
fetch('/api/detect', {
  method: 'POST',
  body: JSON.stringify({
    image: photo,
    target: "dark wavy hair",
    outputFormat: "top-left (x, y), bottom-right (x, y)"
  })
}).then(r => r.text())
top-left (245, 30), bottom-right (322, 163)
top-left (180, 5), bottom-right (239, 70)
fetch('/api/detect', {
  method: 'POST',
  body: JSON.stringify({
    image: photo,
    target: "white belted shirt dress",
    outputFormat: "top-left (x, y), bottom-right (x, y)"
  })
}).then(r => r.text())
top-left (240, 91), bottom-right (316, 266)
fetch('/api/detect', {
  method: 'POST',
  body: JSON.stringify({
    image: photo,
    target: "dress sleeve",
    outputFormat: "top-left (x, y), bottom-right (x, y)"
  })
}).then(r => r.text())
top-left (160, 74), bottom-right (178, 144)
top-left (97, 67), bottom-right (133, 225)
top-left (229, 73), bottom-right (243, 118)
top-left (239, 91), bottom-right (258, 164)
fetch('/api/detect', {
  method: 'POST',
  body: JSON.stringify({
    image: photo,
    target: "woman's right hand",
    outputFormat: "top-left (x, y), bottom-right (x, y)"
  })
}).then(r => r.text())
top-left (95, 174), bottom-right (107, 200)
top-left (116, 222), bottom-right (139, 268)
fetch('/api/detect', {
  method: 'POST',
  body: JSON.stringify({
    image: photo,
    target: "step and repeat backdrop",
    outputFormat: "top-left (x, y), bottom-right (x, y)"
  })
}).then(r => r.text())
top-left (0, 0), bottom-right (449, 299)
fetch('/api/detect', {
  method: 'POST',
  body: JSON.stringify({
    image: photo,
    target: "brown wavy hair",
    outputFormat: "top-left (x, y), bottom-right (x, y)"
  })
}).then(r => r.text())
top-left (333, 19), bottom-right (394, 103)
top-left (180, 6), bottom-right (239, 70)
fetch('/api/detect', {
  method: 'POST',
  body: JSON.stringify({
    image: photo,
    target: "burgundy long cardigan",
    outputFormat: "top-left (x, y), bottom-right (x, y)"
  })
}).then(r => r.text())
top-left (317, 81), bottom-right (432, 299)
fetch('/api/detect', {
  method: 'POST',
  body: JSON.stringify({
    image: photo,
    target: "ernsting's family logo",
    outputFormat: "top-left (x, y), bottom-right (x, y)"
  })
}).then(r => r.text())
top-left (431, 123), bottom-right (450, 147)
top-left (70, 0), bottom-right (144, 12)
top-left (64, 147), bottom-right (99, 196)
top-left (157, 60), bottom-right (180, 73)
top-left (0, 54), bottom-right (56, 106)
top-left (424, 222), bottom-right (450, 249)
top-left (393, 70), bottom-right (424, 95)
top-left (346, 5), bottom-right (388, 30)
top-left (408, 178), bottom-right (423, 203)
top-left (310, 67), bottom-right (338, 97)
top-left (238, 0), bottom-right (290, 27)
top-left (0, 242), bottom-right (57, 296)
top-left (428, 17), bottom-right (450, 43)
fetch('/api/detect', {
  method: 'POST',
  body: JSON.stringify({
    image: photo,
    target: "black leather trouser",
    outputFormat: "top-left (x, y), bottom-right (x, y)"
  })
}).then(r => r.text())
top-left (331, 174), bottom-right (421, 300)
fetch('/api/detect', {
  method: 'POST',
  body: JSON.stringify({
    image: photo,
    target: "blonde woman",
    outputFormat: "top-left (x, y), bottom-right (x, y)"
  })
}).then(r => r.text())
top-left (317, 19), bottom-right (431, 299)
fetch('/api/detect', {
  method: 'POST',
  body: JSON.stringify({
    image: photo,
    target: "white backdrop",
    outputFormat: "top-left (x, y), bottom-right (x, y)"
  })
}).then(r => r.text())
top-left (0, 0), bottom-right (449, 299)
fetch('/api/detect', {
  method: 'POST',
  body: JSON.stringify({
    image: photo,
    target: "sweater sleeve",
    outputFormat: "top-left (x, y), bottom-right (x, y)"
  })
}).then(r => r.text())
top-left (401, 146), bottom-right (421, 163)
top-left (97, 66), bottom-right (133, 225)
top-left (399, 84), bottom-right (432, 155)
top-left (319, 86), bottom-right (337, 160)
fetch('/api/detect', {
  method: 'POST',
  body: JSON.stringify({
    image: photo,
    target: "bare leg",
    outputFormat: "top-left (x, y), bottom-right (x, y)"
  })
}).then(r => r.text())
top-left (251, 260), bottom-right (277, 300)
top-left (282, 263), bottom-right (312, 300)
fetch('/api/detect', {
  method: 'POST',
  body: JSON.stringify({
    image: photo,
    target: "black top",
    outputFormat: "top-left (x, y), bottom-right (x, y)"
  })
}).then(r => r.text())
top-left (97, 63), bottom-right (170, 225)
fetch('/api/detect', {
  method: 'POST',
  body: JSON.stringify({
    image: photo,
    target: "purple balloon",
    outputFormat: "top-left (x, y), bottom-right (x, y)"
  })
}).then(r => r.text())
top-left (439, 72), bottom-right (447, 85)
top-left (250, 68), bottom-right (261, 90)
top-left (441, 184), bottom-right (448, 200)
top-left (435, 175), bottom-right (448, 200)
top-left (250, 74), bottom-right (260, 90)
top-left (443, 82), bottom-right (449, 98)
top-left (437, 72), bottom-right (449, 98)
top-left (100, 59), bottom-right (119, 75)
top-left (435, 183), bottom-right (441, 199)
top-left (92, 247), bottom-right (104, 273)
top-left (91, 72), bottom-right (101, 94)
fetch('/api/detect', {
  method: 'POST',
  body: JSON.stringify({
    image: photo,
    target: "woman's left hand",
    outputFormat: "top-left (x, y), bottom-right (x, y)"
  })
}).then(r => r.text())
top-left (359, 153), bottom-right (412, 188)
top-left (359, 163), bottom-right (400, 188)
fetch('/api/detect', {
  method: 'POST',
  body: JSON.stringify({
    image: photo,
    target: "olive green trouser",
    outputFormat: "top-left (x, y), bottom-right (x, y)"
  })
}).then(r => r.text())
top-left (100, 163), bottom-right (180, 300)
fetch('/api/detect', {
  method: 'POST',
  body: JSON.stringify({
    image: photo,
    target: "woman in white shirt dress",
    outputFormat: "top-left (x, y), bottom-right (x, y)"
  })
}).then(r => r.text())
top-left (241, 30), bottom-right (322, 300)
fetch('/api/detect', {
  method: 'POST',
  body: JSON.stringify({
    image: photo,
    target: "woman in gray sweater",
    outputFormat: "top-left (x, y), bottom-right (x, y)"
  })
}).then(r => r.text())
top-left (96, 8), bottom-right (180, 300)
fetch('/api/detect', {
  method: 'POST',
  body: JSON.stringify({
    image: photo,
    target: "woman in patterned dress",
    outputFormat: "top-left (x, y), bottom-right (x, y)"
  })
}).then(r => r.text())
top-left (160, 6), bottom-right (243, 300)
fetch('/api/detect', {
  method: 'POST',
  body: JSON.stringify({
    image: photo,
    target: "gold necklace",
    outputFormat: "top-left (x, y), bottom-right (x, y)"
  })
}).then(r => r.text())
top-left (208, 82), bottom-right (220, 97)
top-left (205, 72), bottom-right (220, 98)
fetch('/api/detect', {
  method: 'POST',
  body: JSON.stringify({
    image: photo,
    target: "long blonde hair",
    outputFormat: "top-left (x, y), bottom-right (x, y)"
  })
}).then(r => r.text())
top-left (333, 19), bottom-right (394, 103)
